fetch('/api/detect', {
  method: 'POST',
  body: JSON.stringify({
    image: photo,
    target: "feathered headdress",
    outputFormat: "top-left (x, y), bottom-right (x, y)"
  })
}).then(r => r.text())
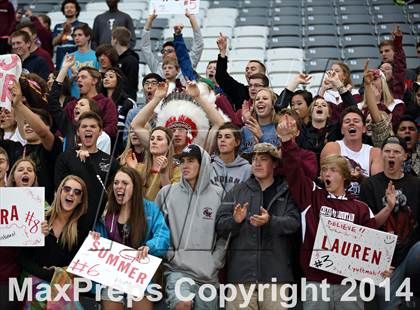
top-left (156, 92), bottom-right (210, 146)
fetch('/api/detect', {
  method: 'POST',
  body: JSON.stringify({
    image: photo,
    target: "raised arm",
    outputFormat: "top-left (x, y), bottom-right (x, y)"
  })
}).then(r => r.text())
top-left (173, 24), bottom-right (196, 81)
top-left (139, 12), bottom-right (161, 74)
top-left (9, 81), bottom-right (55, 151)
top-left (186, 11), bottom-right (203, 68)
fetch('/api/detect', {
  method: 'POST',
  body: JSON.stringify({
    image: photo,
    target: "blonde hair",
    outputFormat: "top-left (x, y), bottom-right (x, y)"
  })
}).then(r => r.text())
top-left (320, 155), bottom-right (351, 187)
top-left (253, 88), bottom-right (277, 123)
top-left (7, 158), bottom-right (38, 187)
top-left (361, 70), bottom-right (394, 109)
top-left (46, 175), bottom-right (88, 250)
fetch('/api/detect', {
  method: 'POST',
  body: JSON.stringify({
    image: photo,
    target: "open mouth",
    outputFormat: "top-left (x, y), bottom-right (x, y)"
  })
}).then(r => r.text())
top-left (325, 179), bottom-right (331, 186)
top-left (404, 136), bottom-right (411, 142)
top-left (208, 73), bottom-right (214, 79)
top-left (388, 160), bottom-right (395, 169)
top-left (316, 109), bottom-right (323, 115)
top-left (21, 175), bottom-right (30, 184)
top-left (348, 128), bottom-right (357, 134)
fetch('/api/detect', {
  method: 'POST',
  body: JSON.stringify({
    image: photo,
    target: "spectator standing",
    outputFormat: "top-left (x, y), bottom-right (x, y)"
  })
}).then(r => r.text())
top-left (92, 0), bottom-right (135, 49)
top-left (0, 0), bottom-right (15, 54)
top-left (111, 26), bottom-right (139, 101)
top-left (52, 0), bottom-right (85, 70)
top-left (10, 30), bottom-right (49, 80)
top-left (68, 24), bottom-right (100, 98)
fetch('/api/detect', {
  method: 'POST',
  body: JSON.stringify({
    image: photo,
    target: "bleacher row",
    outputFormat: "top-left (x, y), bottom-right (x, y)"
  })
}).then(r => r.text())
top-left (20, 0), bottom-right (420, 95)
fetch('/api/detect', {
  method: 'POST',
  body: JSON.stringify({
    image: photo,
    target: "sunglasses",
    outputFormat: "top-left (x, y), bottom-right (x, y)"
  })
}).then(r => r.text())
top-left (62, 185), bottom-right (82, 196)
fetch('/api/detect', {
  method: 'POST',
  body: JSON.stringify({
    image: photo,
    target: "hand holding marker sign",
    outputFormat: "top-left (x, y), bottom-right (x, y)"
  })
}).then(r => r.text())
top-left (0, 54), bottom-right (22, 110)
top-left (310, 216), bottom-right (397, 285)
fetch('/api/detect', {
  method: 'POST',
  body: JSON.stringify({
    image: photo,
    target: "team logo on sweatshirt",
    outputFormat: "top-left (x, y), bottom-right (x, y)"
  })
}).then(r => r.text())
top-left (202, 207), bottom-right (213, 220)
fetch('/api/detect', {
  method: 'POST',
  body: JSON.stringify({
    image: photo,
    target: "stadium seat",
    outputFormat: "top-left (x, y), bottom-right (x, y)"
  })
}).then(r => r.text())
top-left (376, 23), bottom-right (412, 36)
top-left (271, 7), bottom-right (301, 16)
top-left (202, 38), bottom-right (219, 50)
top-left (343, 47), bottom-right (379, 60)
top-left (336, 0), bottom-right (367, 5)
top-left (306, 36), bottom-right (339, 48)
top-left (308, 72), bottom-right (325, 88)
top-left (268, 37), bottom-right (302, 49)
top-left (339, 24), bottom-right (375, 36)
top-left (228, 61), bottom-right (248, 74)
top-left (338, 14), bottom-right (372, 25)
top-left (209, 0), bottom-right (239, 8)
top-left (307, 47), bottom-right (342, 60)
top-left (204, 17), bottom-right (236, 28)
top-left (373, 13), bottom-right (407, 25)
top-left (201, 27), bottom-right (233, 39)
top-left (239, 8), bottom-right (268, 17)
top-left (306, 25), bottom-right (337, 36)
top-left (371, 5), bottom-right (405, 15)
top-left (272, 0), bottom-right (300, 6)
top-left (229, 49), bottom-right (265, 61)
top-left (305, 59), bottom-right (333, 74)
top-left (85, 2), bottom-right (108, 12)
top-left (242, 0), bottom-right (271, 8)
top-left (350, 73), bottom-right (363, 87)
top-left (201, 49), bottom-right (219, 62)
top-left (270, 73), bottom-right (296, 88)
top-left (234, 26), bottom-right (268, 38)
top-left (29, 4), bottom-right (55, 14)
top-left (266, 48), bottom-right (304, 61)
top-left (231, 73), bottom-right (248, 85)
top-left (341, 35), bottom-right (378, 48)
top-left (267, 59), bottom-right (304, 74)
top-left (206, 8), bottom-right (238, 19)
top-left (232, 37), bottom-right (267, 50)
top-left (119, 2), bottom-right (147, 12)
top-left (305, 0), bottom-right (332, 6)
top-left (337, 6), bottom-right (366, 15)
top-left (406, 58), bottom-right (419, 69)
top-left (270, 26), bottom-right (301, 37)
top-left (236, 16), bottom-right (270, 27)
top-left (272, 16), bottom-right (302, 26)
top-left (152, 18), bottom-right (169, 30)
top-left (305, 6), bottom-right (335, 16)
top-left (305, 15), bottom-right (336, 26)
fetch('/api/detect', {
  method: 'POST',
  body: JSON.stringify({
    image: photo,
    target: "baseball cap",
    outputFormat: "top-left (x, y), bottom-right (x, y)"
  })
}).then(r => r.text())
top-left (381, 136), bottom-right (408, 153)
top-left (175, 144), bottom-right (202, 164)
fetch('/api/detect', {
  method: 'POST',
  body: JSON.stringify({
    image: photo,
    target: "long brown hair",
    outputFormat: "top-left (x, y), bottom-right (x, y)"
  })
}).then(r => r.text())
top-left (143, 126), bottom-right (175, 184)
top-left (106, 166), bottom-right (146, 249)
top-left (7, 158), bottom-right (38, 187)
top-left (46, 175), bottom-right (88, 250)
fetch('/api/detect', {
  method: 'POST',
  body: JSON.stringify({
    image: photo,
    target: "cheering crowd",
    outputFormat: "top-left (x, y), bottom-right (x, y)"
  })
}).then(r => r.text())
top-left (0, 0), bottom-right (420, 309)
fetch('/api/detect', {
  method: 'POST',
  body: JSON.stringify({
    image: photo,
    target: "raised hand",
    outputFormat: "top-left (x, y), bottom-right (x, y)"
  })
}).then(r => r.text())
top-left (41, 221), bottom-right (49, 236)
top-left (125, 148), bottom-right (138, 169)
top-left (391, 24), bottom-right (402, 38)
top-left (8, 80), bottom-right (23, 107)
top-left (216, 33), bottom-right (228, 55)
top-left (233, 202), bottom-right (249, 223)
top-left (294, 73), bottom-right (312, 85)
top-left (363, 60), bottom-right (375, 86)
top-left (63, 22), bottom-right (72, 34)
top-left (154, 82), bottom-right (169, 100)
top-left (276, 114), bottom-right (295, 142)
top-left (245, 116), bottom-right (263, 141)
top-left (241, 100), bottom-right (252, 123)
top-left (62, 53), bottom-right (75, 69)
top-left (385, 181), bottom-right (396, 210)
top-left (325, 70), bottom-right (343, 89)
top-left (250, 207), bottom-right (270, 227)
top-left (174, 23), bottom-right (184, 35)
top-left (185, 80), bottom-right (200, 98)
top-left (89, 231), bottom-right (101, 240)
top-left (76, 149), bottom-right (90, 163)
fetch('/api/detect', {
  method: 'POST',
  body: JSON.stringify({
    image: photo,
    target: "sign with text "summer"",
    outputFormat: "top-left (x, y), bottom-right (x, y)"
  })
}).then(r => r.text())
top-left (68, 235), bottom-right (162, 298)
top-left (0, 187), bottom-right (45, 246)
top-left (149, 0), bottom-right (200, 15)
top-left (310, 216), bottom-right (397, 285)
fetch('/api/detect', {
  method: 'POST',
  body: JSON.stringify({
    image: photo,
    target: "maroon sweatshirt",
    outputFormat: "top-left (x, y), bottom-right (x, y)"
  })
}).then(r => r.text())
top-left (0, 1), bottom-right (15, 37)
top-left (64, 93), bottom-right (118, 138)
top-left (0, 248), bottom-right (20, 284)
top-left (30, 16), bottom-right (53, 56)
top-left (282, 139), bottom-right (377, 284)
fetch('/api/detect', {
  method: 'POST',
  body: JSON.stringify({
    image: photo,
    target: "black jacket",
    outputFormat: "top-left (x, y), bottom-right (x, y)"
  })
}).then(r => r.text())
top-left (118, 48), bottom-right (139, 101)
top-left (216, 176), bottom-right (300, 283)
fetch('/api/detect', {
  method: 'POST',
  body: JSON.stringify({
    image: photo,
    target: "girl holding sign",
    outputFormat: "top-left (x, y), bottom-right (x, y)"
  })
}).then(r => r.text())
top-left (19, 175), bottom-right (89, 308)
top-left (99, 166), bottom-right (170, 310)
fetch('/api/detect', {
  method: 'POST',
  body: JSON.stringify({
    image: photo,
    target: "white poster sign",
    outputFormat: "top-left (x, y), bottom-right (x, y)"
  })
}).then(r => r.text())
top-left (149, 0), bottom-right (200, 15)
top-left (0, 54), bottom-right (22, 110)
top-left (310, 216), bottom-right (397, 285)
top-left (68, 235), bottom-right (162, 298)
top-left (0, 187), bottom-right (45, 246)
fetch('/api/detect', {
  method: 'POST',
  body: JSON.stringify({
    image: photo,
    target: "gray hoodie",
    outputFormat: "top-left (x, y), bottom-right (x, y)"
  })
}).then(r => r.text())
top-left (210, 155), bottom-right (252, 195)
top-left (155, 146), bottom-right (225, 283)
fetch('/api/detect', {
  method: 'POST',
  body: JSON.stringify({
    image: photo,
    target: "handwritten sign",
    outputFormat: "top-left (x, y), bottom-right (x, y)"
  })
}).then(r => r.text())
top-left (68, 235), bottom-right (162, 298)
top-left (149, 0), bottom-right (200, 15)
top-left (0, 187), bottom-right (45, 247)
top-left (0, 54), bottom-right (22, 110)
top-left (310, 216), bottom-right (397, 285)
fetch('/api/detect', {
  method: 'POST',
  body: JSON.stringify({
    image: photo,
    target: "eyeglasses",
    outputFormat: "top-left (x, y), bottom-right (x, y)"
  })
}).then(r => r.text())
top-left (161, 48), bottom-right (175, 54)
top-left (62, 185), bottom-right (82, 196)
top-left (144, 80), bottom-right (159, 86)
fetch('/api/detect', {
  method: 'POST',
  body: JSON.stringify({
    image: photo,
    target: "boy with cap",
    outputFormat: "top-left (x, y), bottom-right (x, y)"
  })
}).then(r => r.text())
top-left (155, 144), bottom-right (226, 310)
top-left (360, 136), bottom-right (420, 309)
top-left (278, 115), bottom-right (382, 309)
top-left (216, 142), bottom-right (300, 309)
